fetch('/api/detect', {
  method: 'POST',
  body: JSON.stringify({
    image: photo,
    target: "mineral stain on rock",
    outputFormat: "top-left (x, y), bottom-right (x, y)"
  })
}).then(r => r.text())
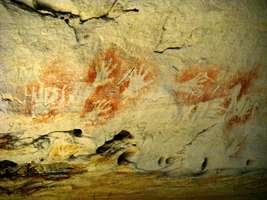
top-left (0, 160), bottom-right (18, 178)
top-left (0, 160), bottom-right (86, 180)
top-left (96, 130), bottom-right (133, 155)
top-left (0, 134), bottom-right (19, 149)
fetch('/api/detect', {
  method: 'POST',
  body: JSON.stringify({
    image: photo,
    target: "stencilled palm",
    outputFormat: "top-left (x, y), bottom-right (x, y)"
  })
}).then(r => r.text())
top-left (84, 99), bottom-right (113, 126)
top-left (229, 96), bottom-right (254, 119)
top-left (220, 84), bottom-right (247, 118)
top-left (178, 72), bottom-right (211, 96)
top-left (122, 65), bottom-right (153, 98)
top-left (93, 58), bottom-right (119, 86)
top-left (28, 82), bottom-right (67, 117)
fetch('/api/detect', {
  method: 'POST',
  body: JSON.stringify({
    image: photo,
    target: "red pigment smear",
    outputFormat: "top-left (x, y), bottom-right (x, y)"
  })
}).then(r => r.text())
top-left (82, 49), bottom-right (156, 126)
top-left (119, 59), bottom-right (156, 101)
top-left (223, 68), bottom-right (258, 130)
top-left (134, 59), bottom-right (156, 82)
top-left (226, 107), bottom-right (254, 129)
top-left (86, 48), bottom-right (124, 85)
top-left (87, 66), bottom-right (97, 84)
top-left (226, 68), bottom-right (258, 100)
top-left (222, 97), bottom-right (232, 109)
top-left (217, 97), bottom-right (232, 115)
top-left (34, 109), bottom-right (58, 123)
top-left (26, 81), bottom-right (40, 97)
top-left (178, 64), bottom-right (219, 83)
top-left (39, 62), bottom-right (74, 99)
top-left (175, 64), bottom-right (225, 105)
top-left (81, 83), bottom-right (123, 119)
top-left (40, 62), bottom-right (73, 89)
top-left (175, 65), bottom-right (258, 105)
top-left (119, 79), bottom-right (130, 94)
top-left (24, 61), bottom-right (74, 121)
top-left (24, 80), bottom-right (40, 114)
top-left (83, 48), bottom-right (126, 123)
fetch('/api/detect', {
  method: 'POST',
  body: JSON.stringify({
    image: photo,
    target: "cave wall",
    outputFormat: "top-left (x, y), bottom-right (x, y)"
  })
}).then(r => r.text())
top-left (0, 0), bottom-right (267, 179)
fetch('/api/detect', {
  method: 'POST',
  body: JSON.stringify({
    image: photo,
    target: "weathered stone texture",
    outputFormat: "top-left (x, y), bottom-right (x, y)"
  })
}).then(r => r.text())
top-left (0, 0), bottom-right (267, 193)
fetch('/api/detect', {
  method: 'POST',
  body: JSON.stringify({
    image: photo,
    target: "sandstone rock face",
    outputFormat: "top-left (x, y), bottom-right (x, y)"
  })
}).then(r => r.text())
top-left (0, 0), bottom-right (267, 182)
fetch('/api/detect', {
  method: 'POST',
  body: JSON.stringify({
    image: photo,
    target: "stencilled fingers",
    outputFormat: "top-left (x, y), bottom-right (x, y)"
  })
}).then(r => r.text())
top-left (93, 57), bottom-right (119, 87)
top-left (122, 65), bottom-right (153, 98)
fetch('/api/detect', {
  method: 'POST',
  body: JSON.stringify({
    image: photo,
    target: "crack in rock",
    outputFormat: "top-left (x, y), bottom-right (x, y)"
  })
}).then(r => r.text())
top-left (154, 46), bottom-right (184, 54)
top-left (186, 123), bottom-right (217, 146)
top-left (154, 14), bottom-right (198, 54)
top-left (5, 0), bottom-right (80, 43)
top-left (154, 15), bottom-right (169, 50)
top-left (7, 0), bottom-right (137, 43)
top-left (122, 8), bottom-right (139, 13)
top-left (176, 123), bottom-right (217, 158)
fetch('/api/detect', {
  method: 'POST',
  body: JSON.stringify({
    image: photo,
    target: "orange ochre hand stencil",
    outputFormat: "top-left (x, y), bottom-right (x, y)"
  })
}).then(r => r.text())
top-left (174, 64), bottom-right (259, 133)
top-left (24, 48), bottom-right (155, 125)
top-left (24, 61), bottom-right (74, 122)
top-left (81, 48), bottom-right (155, 126)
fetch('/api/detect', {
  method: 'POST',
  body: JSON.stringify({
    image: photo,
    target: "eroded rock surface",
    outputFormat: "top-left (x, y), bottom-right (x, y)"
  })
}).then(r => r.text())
top-left (0, 0), bottom-right (267, 197)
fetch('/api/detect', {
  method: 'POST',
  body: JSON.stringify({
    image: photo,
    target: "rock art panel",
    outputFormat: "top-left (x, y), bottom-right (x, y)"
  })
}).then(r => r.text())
top-left (173, 64), bottom-right (261, 135)
top-left (1, 0), bottom-right (267, 198)
top-left (175, 65), bottom-right (263, 161)
top-left (174, 64), bottom-right (259, 105)
top-left (22, 48), bottom-right (156, 127)
top-left (174, 64), bottom-right (223, 105)
top-left (86, 48), bottom-right (124, 87)
top-left (121, 60), bottom-right (155, 100)
top-left (81, 48), bottom-right (156, 126)
top-left (24, 61), bottom-right (75, 122)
